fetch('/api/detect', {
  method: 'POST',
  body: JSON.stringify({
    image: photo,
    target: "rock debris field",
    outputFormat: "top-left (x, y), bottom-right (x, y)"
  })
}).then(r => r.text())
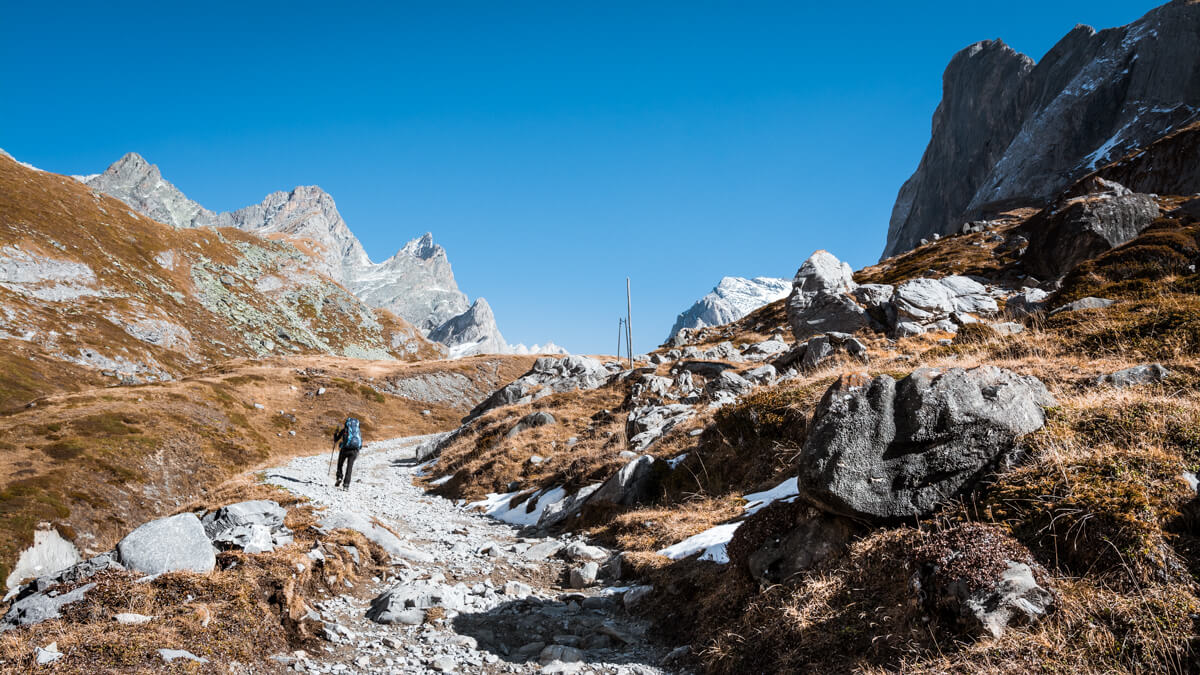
top-left (263, 435), bottom-right (675, 675)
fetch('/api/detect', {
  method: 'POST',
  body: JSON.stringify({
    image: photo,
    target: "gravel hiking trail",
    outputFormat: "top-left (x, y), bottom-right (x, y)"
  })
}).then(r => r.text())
top-left (263, 435), bottom-right (676, 675)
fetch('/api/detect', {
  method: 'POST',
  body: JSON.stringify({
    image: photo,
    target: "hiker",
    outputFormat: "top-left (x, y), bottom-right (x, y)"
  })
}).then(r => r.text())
top-left (332, 417), bottom-right (362, 491)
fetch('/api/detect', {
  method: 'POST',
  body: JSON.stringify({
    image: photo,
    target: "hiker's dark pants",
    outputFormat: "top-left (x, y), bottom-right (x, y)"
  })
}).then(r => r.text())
top-left (336, 448), bottom-right (359, 488)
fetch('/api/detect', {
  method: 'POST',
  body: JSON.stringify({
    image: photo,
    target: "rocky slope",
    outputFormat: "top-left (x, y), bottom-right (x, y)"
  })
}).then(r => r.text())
top-left (885, 0), bottom-right (1200, 258)
top-left (0, 151), bottom-right (448, 407)
top-left (77, 153), bottom-right (517, 354)
top-left (666, 276), bottom-right (791, 343)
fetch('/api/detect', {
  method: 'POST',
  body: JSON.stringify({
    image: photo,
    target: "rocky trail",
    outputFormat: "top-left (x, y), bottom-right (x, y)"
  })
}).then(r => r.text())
top-left (262, 436), bottom-right (676, 675)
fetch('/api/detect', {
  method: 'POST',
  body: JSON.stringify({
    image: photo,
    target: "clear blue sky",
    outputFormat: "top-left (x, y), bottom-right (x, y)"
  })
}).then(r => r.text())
top-left (1, 1), bottom-right (1161, 355)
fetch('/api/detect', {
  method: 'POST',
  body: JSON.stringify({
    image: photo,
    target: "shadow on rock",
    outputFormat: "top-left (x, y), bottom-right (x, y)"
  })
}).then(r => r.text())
top-left (450, 595), bottom-right (664, 669)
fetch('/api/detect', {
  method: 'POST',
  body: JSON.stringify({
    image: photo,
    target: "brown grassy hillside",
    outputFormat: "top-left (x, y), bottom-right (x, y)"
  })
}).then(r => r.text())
top-left (0, 353), bottom-right (534, 588)
top-left (0, 153), bottom-right (443, 413)
top-left (430, 200), bottom-right (1200, 673)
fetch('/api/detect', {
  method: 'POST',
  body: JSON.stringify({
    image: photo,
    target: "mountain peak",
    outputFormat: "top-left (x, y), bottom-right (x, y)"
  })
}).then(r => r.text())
top-left (401, 233), bottom-right (441, 260)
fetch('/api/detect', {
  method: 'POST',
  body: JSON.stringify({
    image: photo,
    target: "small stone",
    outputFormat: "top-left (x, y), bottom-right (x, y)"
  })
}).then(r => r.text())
top-left (503, 581), bottom-right (533, 598)
top-left (317, 387), bottom-right (327, 395)
top-left (114, 612), bottom-right (154, 625)
top-left (539, 644), bottom-right (584, 664)
top-left (568, 562), bottom-right (599, 588)
top-left (35, 643), bottom-right (62, 665)
top-left (431, 656), bottom-right (456, 672)
top-left (158, 648), bottom-right (209, 664)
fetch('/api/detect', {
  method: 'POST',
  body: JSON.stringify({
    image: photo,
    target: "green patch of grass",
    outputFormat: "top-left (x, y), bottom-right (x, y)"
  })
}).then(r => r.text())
top-left (41, 439), bottom-right (87, 461)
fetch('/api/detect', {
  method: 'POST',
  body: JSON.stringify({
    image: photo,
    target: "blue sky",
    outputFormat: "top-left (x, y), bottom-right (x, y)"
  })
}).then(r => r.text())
top-left (1, 1), bottom-right (1161, 354)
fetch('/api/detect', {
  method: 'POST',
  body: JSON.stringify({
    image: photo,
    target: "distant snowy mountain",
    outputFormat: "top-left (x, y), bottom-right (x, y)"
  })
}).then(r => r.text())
top-left (76, 153), bottom-right (526, 355)
top-left (667, 276), bottom-right (792, 341)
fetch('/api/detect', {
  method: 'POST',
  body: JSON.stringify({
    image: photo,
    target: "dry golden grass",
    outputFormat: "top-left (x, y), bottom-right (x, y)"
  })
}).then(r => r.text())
top-left (0, 354), bottom-right (531, 589)
top-left (0, 480), bottom-right (389, 673)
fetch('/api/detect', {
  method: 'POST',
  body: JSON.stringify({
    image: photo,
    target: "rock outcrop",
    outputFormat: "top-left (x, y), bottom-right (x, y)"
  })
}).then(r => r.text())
top-left (885, 1), bottom-right (1200, 258)
top-left (1021, 178), bottom-right (1160, 278)
top-left (466, 356), bottom-right (611, 421)
top-left (428, 298), bottom-right (509, 358)
top-left (667, 276), bottom-right (791, 341)
top-left (785, 251), bottom-right (1007, 340)
top-left (786, 251), bottom-right (872, 340)
top-left (911, 523), bottom-right (1056, 638)
top-left (797, 367), bottom-right (1054, 522)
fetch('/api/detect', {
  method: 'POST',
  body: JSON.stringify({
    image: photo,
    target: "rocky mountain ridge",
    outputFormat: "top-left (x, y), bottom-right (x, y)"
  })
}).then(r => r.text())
top-left (885, 0), bottom-right (1200, 258)
top-left (77, 153), bottom-right (526, 356)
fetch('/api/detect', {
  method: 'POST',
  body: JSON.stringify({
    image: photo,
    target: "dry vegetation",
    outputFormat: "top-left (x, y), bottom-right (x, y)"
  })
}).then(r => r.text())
top-left (433, 202), bottom-right (1200, 672)
top-left (0, 479), bottom-right (396, 673)
top-left (0, 354), bottom-right (533, 588)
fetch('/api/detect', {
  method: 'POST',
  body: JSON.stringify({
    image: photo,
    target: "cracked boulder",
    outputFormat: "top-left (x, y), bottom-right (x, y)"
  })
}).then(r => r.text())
top-left (797, 367), bottom-right (1054, 522)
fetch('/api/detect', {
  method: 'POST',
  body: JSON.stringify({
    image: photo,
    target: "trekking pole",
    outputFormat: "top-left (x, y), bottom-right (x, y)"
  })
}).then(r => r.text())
top-left (328, 442), bottom-right (338, 476)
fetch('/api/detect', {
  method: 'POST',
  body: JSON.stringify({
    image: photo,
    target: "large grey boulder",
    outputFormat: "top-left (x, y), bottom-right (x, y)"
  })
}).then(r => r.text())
top-left (116, 514), bottom-right (215, 575)
top-left (202, 500), bottom-right (291, 554)
top-left (705, 370), bottom-right (754, 407)
top-left (1023, 183), bottom-right (1161, 278)
top-left (1005, 287), bottom-right (1048, 317)
top-left (1, 582), bottom-right (96, 631)
top-left (786, 251), bottom-right (872, 341)
top-left (797, 367), bottom-right (1055, 522)
top-left (506, 411), bottom-right (557, 438)
top-left (627, 404), bottom-right (695, 453)
top-left (893, 277), bottom-right (996, 326)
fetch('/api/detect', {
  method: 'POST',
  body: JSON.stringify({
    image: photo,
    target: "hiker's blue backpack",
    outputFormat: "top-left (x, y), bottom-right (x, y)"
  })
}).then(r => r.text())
top-left (343, 417), bottom-right (362, 451)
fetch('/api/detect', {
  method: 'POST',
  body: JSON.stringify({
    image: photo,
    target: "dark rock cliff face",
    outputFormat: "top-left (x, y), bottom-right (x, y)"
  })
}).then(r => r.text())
top-left (885, 0), bottom-right (1200, 259)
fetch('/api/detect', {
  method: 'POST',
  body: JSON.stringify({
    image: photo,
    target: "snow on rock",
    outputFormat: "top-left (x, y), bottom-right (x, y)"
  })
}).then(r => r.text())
top-left (468, 487), bottom-right (569, 527)
top-left (658, 523), bottom-right (741, 564)
top-left (668, 276), bottom-right (792, 341)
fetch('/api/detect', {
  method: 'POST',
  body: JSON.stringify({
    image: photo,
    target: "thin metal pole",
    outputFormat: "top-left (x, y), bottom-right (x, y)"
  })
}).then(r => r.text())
top-left (626, 277), bottom-right (633, 369)
top-left (617, 318), bottom-right (623, 361)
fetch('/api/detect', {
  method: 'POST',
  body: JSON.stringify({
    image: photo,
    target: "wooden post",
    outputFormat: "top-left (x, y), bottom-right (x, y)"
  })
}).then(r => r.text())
top-left (626, 277), bottom-right (633, 369)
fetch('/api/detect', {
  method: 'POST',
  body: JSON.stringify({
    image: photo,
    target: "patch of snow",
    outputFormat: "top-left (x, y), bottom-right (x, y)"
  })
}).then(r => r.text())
top-left (430, 475), bottom-right (453, 486)
top-left (658, 523), bottom-right (741, 564)
top-left (468, 486), bottom-right (569, 527)
top-left (666, 454), bottom-right (688, 469)
top-left (743, 476), bottom-right (800, 515)
top-left (657, 475), bottom-right (801, 564)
